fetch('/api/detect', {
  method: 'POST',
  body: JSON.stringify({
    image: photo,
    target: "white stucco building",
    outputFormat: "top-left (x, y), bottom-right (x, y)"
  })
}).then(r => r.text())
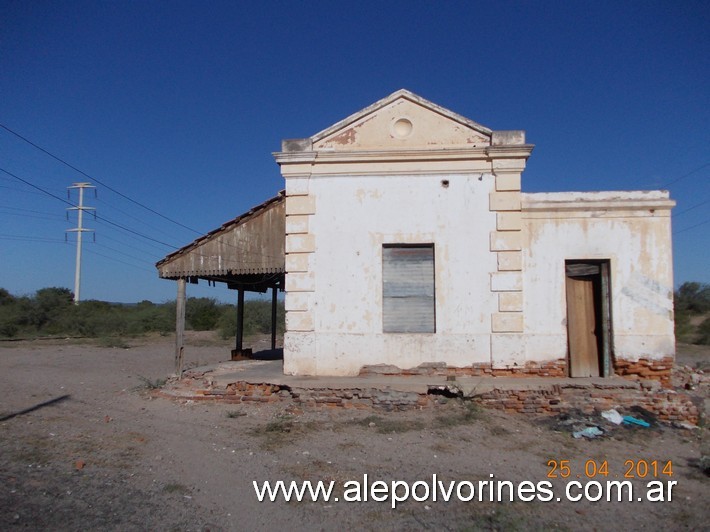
top-left (273, 89), bottom-right (675, 380)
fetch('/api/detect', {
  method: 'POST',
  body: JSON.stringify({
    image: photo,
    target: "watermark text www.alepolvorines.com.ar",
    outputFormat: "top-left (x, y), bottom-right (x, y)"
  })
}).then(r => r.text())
top-left (253, 474), bottom-right (677, 508)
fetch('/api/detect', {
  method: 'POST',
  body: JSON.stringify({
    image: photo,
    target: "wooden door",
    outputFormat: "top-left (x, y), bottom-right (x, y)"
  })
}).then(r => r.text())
top-left (566, 275), bottom-right (600, 377)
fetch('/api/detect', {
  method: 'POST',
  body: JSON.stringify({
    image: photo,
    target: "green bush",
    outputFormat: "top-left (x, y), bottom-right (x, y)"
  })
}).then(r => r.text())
top-left (0, 286), bottom-right (286, 340)
top-left (186, 297), bottom-right (222, 331)
top-left (27, 287), bottom-right (73, 330)
top-left (217, 306), bottom-right (237, 339)
top-left (218, 300), bottom-right (285, 339)
top-left (0, 306), bottom-right (20, 337)
top-left (0, 287), bottom-right (176, 339)
top-left (0, 288), bottom-right (15, 306)
top-left (696, 317), bottom-right (710, 346)
top-left (675, 282), bottom-right (710, 345)
top-left (675, 282), bottom-right (710, 313)
top-left (59, 300), bottom-right (115, 337)
top-left (674, 310), bottom-right (694, 342)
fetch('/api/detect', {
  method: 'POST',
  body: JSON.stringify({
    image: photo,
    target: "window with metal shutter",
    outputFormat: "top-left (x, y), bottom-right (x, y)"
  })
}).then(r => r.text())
top-left (382, 244), bottom-right (435, 333)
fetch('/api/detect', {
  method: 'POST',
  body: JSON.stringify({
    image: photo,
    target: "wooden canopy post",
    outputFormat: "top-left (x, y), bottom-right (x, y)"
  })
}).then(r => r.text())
top-left (236, 287), bottom-right (245, 353)
top-left (271, 285), bottom-right (277, 350)
top-left (175, 278), bottom-right (186, 376)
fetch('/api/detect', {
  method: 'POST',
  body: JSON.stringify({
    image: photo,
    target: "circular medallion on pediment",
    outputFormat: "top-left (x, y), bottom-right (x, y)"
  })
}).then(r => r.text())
top-left (391, 118), bottom-right (413, 138)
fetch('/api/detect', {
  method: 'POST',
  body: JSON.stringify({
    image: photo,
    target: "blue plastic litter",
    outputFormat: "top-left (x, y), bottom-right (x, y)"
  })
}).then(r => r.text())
top-left (623, 416), bottom-right (650, 427)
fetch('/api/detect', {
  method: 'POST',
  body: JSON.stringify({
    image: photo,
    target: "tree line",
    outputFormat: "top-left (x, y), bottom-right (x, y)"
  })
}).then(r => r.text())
top-left (674, 282), bottom-right (710, 345)
top-left (0, 287), bottom-right (284, 340)
top-left (0, 283), bottom-right (707, 345)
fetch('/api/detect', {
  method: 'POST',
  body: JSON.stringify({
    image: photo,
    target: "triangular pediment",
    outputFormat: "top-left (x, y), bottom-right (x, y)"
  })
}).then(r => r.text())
top-left (311, 89), bottom-right (492, 151)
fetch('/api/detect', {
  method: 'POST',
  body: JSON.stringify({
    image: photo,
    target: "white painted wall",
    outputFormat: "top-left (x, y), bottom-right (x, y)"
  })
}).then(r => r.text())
top-left (277, 91), bottom-right (675, 377)
top-left (301, 172), bottom-right (498, 375)
top-left (523, 191), bottom-right (675, 363)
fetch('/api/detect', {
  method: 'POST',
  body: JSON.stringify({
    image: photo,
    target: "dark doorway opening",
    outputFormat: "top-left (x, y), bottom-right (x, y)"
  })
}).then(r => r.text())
top-left (565, 260), bottom-right (612, 377)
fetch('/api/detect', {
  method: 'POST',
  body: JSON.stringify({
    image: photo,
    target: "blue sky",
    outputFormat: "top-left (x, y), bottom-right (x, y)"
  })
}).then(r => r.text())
top-left (1, 0), bottom-right (708, 303)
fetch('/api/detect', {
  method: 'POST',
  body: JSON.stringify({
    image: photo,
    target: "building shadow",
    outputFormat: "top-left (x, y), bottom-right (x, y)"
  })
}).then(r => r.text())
top-left (0, 394), bottom-right (71, 422)
top-left (245, 348), bottom-right (284, 361)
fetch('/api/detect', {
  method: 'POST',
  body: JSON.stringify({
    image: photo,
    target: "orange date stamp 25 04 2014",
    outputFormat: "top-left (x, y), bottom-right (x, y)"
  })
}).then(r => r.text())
top-left (546, 459), bottom-right (673, 480)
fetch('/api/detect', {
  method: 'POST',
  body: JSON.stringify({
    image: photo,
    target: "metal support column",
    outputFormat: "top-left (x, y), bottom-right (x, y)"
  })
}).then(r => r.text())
top-left (271, 285), bottom-right (277, 350)
top-left (175, 278), bottom-right (186, 376)
top-left (236, 287), bottom-right (244, 353)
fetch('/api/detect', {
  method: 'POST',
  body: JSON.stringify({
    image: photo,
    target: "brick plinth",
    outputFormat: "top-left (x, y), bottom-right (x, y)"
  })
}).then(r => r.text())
top-left (162, 382), bottom-right (435, 411)
top-left (359, 360), bottom-right (567, 378)
top-left (614, 357), bottom-right (673, 387)
top-left (158, 359), bottom-right (698, 424)
top-left (360, 358), bottom-right (675, 386)
top-left (475, 385), bottom-right (698, 424)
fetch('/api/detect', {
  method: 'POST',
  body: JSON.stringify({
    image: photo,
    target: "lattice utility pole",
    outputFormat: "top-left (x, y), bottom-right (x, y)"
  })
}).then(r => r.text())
top-left (66, 182), bottom-right (95, 304)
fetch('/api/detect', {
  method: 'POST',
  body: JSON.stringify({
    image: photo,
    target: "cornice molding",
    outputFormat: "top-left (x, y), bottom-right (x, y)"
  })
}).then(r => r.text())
top-left (523, 198), bottom-right (675, 213)
top-left (274, 145), bottom-right (534, 166)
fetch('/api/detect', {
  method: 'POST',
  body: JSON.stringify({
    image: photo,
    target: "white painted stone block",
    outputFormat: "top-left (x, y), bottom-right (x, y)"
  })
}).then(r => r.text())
top-left (491, 271), bottom-right (523, 291)
top-left (285, 292), bottom-right (313, 312)
top-left (286, 310), bottom-right (314, 332)
top-left (492, 159), bottom-right (527, 172)
top-left (285, 178), bottom-right (310, 196)
top-left (495, 173), bottom-right (521, 191)
top-left (490, 231), bottom-right (522, 251)
top-left (283, 332), bottom-right (317, 375)
top-left (497, 251), bottom-right (522, 271)
top-left (286, 234), bottom-right (316, 253)
top-left (496, 212), bottom-right (522, 231)
top-left (491, 313), bottom-right (524, 333)
top-left (491, 333), bottom-right (525, 366)
top-left (285, 195), bottom-right (316, 215)
top-left (499, 292), bottom-right (523, 312)
top-left (285, 253), bottom-right (310, 272)
top-left (489, 192), bottom-right (521, 211)
top-left (285, 271), bottom-right (315, 292)
top-left (285, 215), bottom-right (309, 234)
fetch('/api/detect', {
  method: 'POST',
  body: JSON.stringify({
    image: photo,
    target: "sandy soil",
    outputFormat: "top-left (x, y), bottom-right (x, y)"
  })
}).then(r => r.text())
top-left (1, 333), bottom-right (708, 531)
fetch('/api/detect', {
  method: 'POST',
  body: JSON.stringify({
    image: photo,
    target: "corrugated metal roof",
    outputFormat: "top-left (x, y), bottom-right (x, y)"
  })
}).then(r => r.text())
top-left (156, 191), bottom-right (285, 279)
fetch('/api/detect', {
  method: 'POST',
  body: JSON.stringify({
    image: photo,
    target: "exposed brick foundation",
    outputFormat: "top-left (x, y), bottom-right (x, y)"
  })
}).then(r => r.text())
top-left (359, 357), bottom-right (674, 387)
top-left (614, 357), bottom-right (673, 387)
top-left (160, 381), bottom-right (433, 411)
top-left (159, 374), bottom-right (700, 423)
top-left (359, 360), bottom-right (567, 378)
top-left (475, 384), bottom-right (699, 425)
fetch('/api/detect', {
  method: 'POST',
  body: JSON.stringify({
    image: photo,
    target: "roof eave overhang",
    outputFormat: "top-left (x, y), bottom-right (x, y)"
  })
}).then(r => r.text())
top-left (155, 191), bottom-right (285, 271)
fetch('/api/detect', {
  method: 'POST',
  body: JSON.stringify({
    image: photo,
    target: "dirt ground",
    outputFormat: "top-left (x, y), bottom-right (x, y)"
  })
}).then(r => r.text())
top-left (1, 332), bottom-right (708, 531)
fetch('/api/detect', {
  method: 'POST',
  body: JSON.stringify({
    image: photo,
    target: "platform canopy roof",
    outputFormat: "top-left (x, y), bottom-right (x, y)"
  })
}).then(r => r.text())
top-left (156, 191), bottom-right (285, 292)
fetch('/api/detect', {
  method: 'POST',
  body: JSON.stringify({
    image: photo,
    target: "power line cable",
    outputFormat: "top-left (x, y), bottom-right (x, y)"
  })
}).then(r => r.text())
top-left (1, 167), bottom-right (284, 264)
top-left (0, 122), bottom-right (203, 235)
top-left (0, 183), bottom-right (64, 198)
top-left (0, 166), bottom-right (178, 249)
top-left (98, 232), bottom-right (167, 258)
top-left (673, 218), bottom-right (710, 235)
top-left (0, 167), bottom-right (81, 205)
top-left (83, 248), bottom-right (155, 273)
top-left (0, 234), bottom-right (67, 243)
top-left (0, 125), bottom-right (286, 261)
top-left (673, 198), bottom-right (710, 218)
top-left (0, 204), bottom-right (67, 218)
top-left (0, 210), bottom-right (69, 223)
top-left (92, 214), bottom-right (175, 249)
top-left (626, 161), bottom-right (710, 190)
top-left (94, 195), bottom-right (184, 242)
top-left (660, 162), bottom-right (710, 189)
top-left (93, 241), bottom-right (155, 265)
